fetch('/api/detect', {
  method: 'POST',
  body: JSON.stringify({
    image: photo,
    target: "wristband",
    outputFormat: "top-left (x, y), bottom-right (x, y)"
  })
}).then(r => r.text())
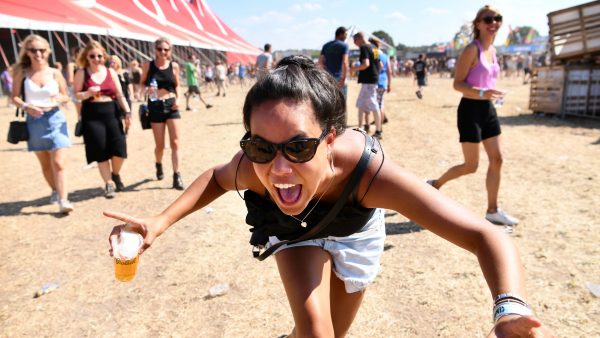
top-left (479, 89), bottom-right (484, 98)
top-left (494, 293), bottom-right (528, 306)
top-left (493, 301), bottom-right (533, 322)
top-left (22, 102), bottom-right (29, 110)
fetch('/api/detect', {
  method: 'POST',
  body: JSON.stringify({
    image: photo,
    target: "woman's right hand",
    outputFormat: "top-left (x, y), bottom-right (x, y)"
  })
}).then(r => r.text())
top-left (104, 210), bottom-right (166, 257)
top-left (483, 89), bottom-right (506, 100)
top-left (88, 85), bottom-right (101, 98)
top-left (25, 105), bottom-right (44, 118)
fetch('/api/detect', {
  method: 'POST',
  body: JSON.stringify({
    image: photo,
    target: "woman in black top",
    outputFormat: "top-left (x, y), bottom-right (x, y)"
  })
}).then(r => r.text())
top-left (140, 37), bottom-right (184, 190)
top-left (106, 56), bottom-right (554, 337)
top-left (109, 55), bottom-right (133, 122)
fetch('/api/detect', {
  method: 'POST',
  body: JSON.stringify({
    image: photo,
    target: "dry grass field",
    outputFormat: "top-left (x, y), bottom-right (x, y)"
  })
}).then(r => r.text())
top-left (1, 74), bottom-right (599, 337)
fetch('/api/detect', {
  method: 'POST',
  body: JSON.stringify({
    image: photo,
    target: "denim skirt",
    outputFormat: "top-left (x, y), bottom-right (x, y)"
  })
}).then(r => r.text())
top-left (26, 107), bottom-right (71, 151)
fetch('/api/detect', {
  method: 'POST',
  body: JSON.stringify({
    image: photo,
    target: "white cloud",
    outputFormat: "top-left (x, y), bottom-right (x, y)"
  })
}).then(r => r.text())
top-left (290, 3), bottom-right (322, 12)
top-left (385, 11), bottom-right (408, 22)
top-left (238, 11), bottom-right (294, 24)
top-left (425, 7), bottom-right (449, 15)
top-left (289, 17), bottom-right (332, 32)
top-left (369, 5), bottom-right (378, 12)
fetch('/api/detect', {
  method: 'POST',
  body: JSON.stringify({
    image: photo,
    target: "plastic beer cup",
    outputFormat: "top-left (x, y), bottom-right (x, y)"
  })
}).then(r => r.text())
top-left (114, 230), bottom-right (143, 282)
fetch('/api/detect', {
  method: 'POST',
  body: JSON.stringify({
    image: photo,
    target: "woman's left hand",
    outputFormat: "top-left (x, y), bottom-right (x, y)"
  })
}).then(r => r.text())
top-left (487, 315), bottom-right (556, 338)
top-left (51, 94), bottom-right (69, 105)
top-left (124, 115), bottom-right (132, 130)
top-left (171, 100), bottom-right (179, 110)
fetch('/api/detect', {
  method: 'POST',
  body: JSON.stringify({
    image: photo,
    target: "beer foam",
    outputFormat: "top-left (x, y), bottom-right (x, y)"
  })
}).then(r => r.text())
top-left (118, 230), bottom-right (143, 259)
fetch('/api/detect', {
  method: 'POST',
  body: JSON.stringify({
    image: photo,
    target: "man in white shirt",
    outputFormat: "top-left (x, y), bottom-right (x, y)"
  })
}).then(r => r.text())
top-left (255, 43), bottom-right (273, 81)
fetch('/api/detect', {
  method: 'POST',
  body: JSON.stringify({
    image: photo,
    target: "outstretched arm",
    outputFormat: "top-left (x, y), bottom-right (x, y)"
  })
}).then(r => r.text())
top-left (105, 151), bottom-right (251, 254)
top-left (360, 157), bottom-right (554, 337)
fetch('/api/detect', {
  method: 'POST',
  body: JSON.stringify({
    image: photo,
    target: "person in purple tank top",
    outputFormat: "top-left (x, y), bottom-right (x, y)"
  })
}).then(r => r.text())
top-left (427, 5), bottom-right (519, 229)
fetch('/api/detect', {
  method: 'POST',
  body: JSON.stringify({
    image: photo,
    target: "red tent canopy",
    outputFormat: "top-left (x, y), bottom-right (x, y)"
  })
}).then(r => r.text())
top-left (0, 0), bottom-right (259, 64)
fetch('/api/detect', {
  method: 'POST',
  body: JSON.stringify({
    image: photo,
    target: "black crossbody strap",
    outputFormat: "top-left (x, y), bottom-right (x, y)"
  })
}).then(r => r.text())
top-left (255, 131), bottom-right (376, 261)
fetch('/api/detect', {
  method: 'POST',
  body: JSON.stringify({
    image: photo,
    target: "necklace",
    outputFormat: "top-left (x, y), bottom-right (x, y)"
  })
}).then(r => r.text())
top-left (289, 172), bottom-right (336, 228)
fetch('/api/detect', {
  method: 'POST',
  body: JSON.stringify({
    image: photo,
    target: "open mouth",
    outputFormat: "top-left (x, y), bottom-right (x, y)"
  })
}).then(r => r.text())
top-left (274, 183), bottom-right (302, 205)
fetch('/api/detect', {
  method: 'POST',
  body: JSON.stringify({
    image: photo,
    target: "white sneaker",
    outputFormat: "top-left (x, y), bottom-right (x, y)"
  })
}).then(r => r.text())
top-left (59, 200), bottom-right (74, 214)
top-left (49, 191), bottom-right (59, 204)
top-left (486, 208), bottom-right (519, 226)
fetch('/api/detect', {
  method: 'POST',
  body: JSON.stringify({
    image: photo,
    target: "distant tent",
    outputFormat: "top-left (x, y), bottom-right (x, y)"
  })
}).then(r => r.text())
top-left (0, 0), bottom-right (259, 68)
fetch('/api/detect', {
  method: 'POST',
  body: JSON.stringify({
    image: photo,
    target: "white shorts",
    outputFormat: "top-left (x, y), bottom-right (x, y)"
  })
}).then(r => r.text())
top-left (356, 83), bottom-right (380, 113)
top-left (266, 208), bottom-right (386, 293)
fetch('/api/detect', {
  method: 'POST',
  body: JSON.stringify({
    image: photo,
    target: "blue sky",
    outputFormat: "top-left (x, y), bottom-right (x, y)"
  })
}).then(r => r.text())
top-left (209, 0), bottom-right (586, 50)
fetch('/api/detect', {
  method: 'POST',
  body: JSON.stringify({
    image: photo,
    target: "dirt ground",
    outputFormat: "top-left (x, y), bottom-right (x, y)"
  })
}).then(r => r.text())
top-left (1, 74), bottom-right (599, 338)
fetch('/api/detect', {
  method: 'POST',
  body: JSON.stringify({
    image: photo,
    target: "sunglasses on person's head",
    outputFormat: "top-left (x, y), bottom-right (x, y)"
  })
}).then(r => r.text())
top-left (240, 129), bottom-right (329, 164)
top-left (482, 15), bottom-right (503, 24)
top-left (156, 48), bottom-right (170, 52)
top-left (27, 48), bottom-right (46, 54)
top-left (88, 54), bottom-right (103, 59)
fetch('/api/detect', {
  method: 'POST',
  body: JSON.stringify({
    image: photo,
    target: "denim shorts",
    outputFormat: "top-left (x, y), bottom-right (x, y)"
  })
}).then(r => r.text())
top-left (267, 208), bottom-right (386, 293)
top-left (148, 98), bottom-right (181, 123)
top-left (356, 83), bottom-right (379, 113)
top-left (26, 107), bottom-right (71, 151)
top-left (376, 87), bottom-right (386, 110)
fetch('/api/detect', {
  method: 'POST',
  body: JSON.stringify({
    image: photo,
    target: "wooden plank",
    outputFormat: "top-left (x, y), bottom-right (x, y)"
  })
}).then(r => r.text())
top-left (548, 1), bottom-right (600, 60)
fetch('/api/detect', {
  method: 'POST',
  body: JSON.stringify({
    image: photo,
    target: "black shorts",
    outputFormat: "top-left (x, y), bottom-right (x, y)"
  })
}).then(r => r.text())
top-left (81, 101), bottom-right (127, 164)
top-left (187, 85), bottom-right (200, 95)
top-left (457, 97), bottom-right (501, 143)
top-left (417, 76), bottom-right (427, 86)
top-left (148, 98), bottom-right (181, 123)
top-left (524, 68), bottom-right (531, 75)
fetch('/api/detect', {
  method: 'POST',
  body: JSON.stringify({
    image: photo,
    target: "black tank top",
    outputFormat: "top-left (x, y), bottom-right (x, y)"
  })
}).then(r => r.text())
top-left (144, 60), bottom-right (176, 93)
top-left (244, 132), bottom-right (379, 244)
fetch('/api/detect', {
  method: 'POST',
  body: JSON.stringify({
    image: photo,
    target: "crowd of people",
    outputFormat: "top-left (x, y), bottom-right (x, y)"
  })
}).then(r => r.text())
top-left (3, 34), bottom-right (261, 213)
top-left (4, 4), bottom-right (555, 337)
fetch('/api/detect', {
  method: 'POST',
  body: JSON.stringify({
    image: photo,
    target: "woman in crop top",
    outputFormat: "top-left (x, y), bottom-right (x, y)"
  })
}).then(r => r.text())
top-left (140, 37), bottom-right (184, 191)
top-left (11, 34), bottom-right (74, 214)
top-left (427, 5), bottom-right (519, 228)
top-left (73, 40), bottom-right (131, 199)
top-left (106, 56), bottom-right (554, 337)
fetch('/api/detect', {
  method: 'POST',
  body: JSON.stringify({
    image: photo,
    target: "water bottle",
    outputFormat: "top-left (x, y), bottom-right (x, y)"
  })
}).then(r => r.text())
top-left (494, 97), bottom-right (504, 108)
top-left (149, 78), bottom-right (158, 101)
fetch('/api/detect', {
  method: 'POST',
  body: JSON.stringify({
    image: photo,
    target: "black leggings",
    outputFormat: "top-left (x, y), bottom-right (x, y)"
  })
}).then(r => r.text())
top-left (81, 101), bottom-right (127, 164)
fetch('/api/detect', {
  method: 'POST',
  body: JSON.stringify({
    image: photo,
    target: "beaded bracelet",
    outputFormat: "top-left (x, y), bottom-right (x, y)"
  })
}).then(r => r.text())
top-left (494, 293), bottom-right (529, 306)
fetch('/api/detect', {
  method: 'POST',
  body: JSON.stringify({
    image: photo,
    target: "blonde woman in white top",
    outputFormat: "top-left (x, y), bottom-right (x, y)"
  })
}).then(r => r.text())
top-left (11, 34), bottom-right (73, 214)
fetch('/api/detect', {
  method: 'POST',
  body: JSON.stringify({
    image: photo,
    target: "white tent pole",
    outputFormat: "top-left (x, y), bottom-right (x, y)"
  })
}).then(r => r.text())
top-left (76, 33), bottom-right (84, 47)
top-left (109, 36), bottom-right (135, 63)
top-left (113, 37), bottom-right (131, 62)
top-left (47, 31), bottom-right (57, 65)
top-left (118, 39), bottom-right (152, 62)
top-left (64, 31), bottom-right (70, 60)
top-left (106, 33), bottom-right (112, 55)
top-left (10, 28), bottom-right (19, 61)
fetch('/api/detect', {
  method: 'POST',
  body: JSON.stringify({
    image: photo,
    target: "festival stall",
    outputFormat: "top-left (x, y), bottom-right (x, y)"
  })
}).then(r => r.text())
top-left (530, 0), bottom-right (600, 119)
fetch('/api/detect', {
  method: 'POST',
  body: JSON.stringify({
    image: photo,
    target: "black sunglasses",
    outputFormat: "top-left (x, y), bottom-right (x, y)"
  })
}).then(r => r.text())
top-left (240, 129), bottom-right (329, 164)
top-left (27, 48), bottom-right (46, 54)
top-left (482, 15), bottom-right (503, 24)
top-left (88, 54), bottom-right (103, 59)
top-left (156, 48), bottom-right (170, 52)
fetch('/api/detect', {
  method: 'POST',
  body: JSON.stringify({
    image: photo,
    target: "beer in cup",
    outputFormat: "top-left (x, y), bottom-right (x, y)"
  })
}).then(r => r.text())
top-left (114, 230), bottom-right (143, 282)
top-left (90, 86), bottom-right (101, 100)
